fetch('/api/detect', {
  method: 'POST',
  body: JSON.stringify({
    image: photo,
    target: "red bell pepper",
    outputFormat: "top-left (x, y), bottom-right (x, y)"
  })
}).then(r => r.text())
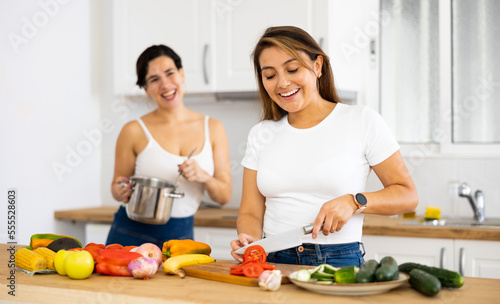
top-left (95, 249), bottom-right (143, 276)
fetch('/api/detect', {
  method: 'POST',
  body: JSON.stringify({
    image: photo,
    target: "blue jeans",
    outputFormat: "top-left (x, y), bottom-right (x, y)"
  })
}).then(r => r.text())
top-left (266, 242), bottom-right (365, 267)
top-left (105, 206), bottom-right (194, 248)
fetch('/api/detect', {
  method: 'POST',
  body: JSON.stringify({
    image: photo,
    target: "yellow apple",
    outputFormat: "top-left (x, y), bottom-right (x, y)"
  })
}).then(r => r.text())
top-left (54, 250), bottom-right (73, 276)
top-left (64, 250), bottom-right (94, 280)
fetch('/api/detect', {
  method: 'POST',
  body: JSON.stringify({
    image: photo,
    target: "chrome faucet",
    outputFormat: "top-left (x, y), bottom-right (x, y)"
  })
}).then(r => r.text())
top-left (458, 182), bottom-right (485, 223)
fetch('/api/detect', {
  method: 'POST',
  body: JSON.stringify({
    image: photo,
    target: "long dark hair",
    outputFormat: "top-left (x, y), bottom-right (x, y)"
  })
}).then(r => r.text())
top-left (136, 45), bottom-right (182, 88)
top-left (252, 26), bottom-right (342, 121)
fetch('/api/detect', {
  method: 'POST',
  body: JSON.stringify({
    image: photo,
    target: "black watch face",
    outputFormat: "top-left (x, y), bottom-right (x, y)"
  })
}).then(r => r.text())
top-left (356, 193), bottom-right (367, 206)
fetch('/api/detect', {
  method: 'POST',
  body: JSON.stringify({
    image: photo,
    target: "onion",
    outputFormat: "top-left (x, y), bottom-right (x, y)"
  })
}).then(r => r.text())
top-left (258, 270), bottom-right (282, 291)
top-left (128, 257), bottom-right (159, 279)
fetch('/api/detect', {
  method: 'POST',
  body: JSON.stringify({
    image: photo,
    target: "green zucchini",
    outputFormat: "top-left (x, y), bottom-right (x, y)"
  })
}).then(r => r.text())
top-left (409, 269), bottom-right (441, 297)
top-left (375, 256), bottom-right (399, 282)
top-left (356, 259), bottom-right (379, 283)
top-left (335, 265), bottom-right (356, 284)
top-left (398, 262), bottom-right (464, 288)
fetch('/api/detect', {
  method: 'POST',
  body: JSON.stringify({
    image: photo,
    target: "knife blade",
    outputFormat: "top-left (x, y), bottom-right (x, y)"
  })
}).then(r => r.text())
top-left (235, 224), bottom-right (314, 255)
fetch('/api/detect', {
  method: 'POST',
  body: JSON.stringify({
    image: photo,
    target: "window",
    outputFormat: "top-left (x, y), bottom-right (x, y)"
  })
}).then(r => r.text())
top-left (379, 0), bottom-right (500, 153)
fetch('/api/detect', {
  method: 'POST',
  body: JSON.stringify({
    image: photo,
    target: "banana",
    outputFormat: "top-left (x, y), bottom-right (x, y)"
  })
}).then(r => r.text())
top-left (163, 254), bottom-right (215, 277)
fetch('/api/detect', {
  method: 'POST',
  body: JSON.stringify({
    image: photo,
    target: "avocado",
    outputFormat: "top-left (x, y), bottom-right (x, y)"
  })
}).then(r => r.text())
top-left (46, 237), bottom-right (81, 252)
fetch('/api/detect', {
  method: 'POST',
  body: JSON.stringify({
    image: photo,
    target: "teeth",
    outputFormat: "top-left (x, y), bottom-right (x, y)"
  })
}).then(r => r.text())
top-left (162, 90), bottom-right (176, 98)
top-left (280, 89), bottom-right (298, 97)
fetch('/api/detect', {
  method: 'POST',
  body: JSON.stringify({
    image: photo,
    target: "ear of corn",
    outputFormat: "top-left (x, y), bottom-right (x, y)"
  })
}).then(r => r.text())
top-left (15, 248), bottom-right (46, 272)
top-left (34, 247), bottom-right (56, 270)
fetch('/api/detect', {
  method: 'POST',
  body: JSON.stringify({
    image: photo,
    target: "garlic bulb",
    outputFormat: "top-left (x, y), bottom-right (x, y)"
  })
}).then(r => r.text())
top-left (258, 270), bottom-right (282, 291)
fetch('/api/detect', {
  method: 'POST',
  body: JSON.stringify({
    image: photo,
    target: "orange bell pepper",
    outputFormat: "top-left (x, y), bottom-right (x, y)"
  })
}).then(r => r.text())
top-left (162, 239), bottom-right (211, 261)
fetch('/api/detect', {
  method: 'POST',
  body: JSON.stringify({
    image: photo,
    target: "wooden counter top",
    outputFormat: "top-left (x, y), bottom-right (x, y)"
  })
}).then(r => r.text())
top-left (2, 244), bottom-right (499, 304)
top-left (54, 206), bottom-right (500, 241)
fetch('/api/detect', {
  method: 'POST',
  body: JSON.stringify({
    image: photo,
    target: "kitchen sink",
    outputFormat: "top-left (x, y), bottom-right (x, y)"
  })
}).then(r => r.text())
top-left (399, 217), bottom-right (500, 228)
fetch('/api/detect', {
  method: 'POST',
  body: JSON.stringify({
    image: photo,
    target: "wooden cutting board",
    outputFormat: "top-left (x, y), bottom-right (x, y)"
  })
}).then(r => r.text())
top-left (183, 260), bottom-right (314, 286)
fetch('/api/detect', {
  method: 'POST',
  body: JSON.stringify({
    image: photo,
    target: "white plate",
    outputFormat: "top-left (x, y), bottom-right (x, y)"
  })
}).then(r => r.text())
top-left (288, 270), bottom-right (409, 296)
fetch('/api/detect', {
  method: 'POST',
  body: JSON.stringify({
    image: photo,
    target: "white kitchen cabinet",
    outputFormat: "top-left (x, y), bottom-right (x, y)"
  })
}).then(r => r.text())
top-left (214, 0), bottom-right (329, 92)
top-left (194, 227), bottom-right (237, 260)
top-left (111, 0), bottom-right (329, 95)
top-left (362, 235), bottom-right (500, 279)
top-left (362, 235), bottom-right (455, 269)
top-left (454, 240), bottom-right (500, 279)
top-left (112, 0), bottom-right (214, 95)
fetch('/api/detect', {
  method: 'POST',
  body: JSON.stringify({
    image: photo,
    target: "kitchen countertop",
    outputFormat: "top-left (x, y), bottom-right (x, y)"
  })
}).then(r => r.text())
top-left (54, 206), bottom-right (500, 241)
top-left (2, 244), bottom-right (499, 304)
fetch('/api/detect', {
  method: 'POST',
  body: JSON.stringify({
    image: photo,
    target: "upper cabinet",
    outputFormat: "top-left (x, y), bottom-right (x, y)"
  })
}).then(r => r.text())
top-left (112, 0), bottom-right (214, 95)
top-left (111, 0), bottom-right (328, 95)
top-left (214, 0), bottom-right (329, 92)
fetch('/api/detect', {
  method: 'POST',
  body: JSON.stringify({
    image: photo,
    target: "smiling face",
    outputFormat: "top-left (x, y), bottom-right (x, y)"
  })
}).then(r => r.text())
top-left (259, 46), bottom-right (323, 115)
top-left (144, 56), bottom-right (185, 109)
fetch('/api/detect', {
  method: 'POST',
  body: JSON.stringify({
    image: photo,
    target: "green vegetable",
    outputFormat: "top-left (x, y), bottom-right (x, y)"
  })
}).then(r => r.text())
top-left (356, 259), bottom-right (379, 283)
top-left (309, 264), bottom-right (336, 282)
top-left (296, 269), bottom-right (312, 282)
top-left (398, 262), bottom-right (464, 288)
top-left (409, 269), bottom-right (441, 297)
top-left (334, 265), bottom-right (356, 284)
top-left (375, 256), bottom-right (399, 282)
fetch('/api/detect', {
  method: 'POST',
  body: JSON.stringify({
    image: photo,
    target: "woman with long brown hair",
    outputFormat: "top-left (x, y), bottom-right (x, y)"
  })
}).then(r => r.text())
top-left (230, 26), bottom-right (417, 266)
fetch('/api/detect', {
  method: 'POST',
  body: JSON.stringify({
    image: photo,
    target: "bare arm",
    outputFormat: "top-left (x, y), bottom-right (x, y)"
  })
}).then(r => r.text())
top-left (230, 168), bottom-right (266, 261)
top-left (179, 118), bottom-right (232, 205)
top-left (311, 150), bottom-right (418, 238)
top-left (110, 122), bottom-right (140, 202)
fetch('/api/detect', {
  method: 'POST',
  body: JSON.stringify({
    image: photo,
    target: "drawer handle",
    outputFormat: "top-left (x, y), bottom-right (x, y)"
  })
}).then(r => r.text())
top-left (440, 247), bottom-right (446, 268)
top-left (459, 247), bottom-right (465, 276)
top-left (202, 44), bottom-right (209, 85)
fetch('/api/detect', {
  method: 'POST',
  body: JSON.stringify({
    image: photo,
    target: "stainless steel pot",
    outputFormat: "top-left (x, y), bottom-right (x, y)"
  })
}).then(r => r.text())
top-left (125, 176), bottom-right (184, 225)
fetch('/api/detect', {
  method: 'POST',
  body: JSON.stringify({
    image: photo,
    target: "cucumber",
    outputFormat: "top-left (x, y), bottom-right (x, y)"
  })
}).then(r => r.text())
top-left (335, 265), bottom-right (356, 284)
top-left (409, 269), bottom-right (441, 297)
top-left (310, 264), bottom-right (335, 282)
top-left (375, 256), bottom-right (399, 282)
top-left (398, 262), bottom-right (464, 288)
top-left (295, 269), bottom-right (312, 282)
top-left (356, 259), bottom-right (379, 283)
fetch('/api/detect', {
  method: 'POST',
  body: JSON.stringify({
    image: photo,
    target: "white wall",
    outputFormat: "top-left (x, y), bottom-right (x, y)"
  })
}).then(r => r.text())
top-left (0, 0), bottom-right (101, 245)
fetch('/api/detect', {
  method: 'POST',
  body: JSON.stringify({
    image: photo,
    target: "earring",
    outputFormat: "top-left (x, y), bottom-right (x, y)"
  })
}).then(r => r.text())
top-left (318, 73), bottom-right (322, 78)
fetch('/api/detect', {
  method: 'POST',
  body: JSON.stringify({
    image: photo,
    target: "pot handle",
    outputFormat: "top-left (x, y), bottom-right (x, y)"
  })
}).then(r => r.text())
top-left (166, 191), bottom-right (184, 199)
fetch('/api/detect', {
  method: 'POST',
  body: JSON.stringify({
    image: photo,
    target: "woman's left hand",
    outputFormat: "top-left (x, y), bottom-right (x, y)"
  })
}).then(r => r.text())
top-left (178, 159), bottom-right (210, 183)
top-left (311, 194), bottom-right (358, 239)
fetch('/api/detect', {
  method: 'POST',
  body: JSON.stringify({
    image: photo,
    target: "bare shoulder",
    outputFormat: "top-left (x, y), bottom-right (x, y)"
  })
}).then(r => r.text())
top-left (118, 120), bottom-right (145, 141)
top-left (208, 117), bottom-right (228, 138)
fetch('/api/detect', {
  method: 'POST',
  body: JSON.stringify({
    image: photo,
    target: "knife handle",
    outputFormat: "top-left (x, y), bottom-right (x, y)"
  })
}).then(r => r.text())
top-left (302, 223), bottom-right (325, 235)
top-left (303, 224), bottom-right (315, 234)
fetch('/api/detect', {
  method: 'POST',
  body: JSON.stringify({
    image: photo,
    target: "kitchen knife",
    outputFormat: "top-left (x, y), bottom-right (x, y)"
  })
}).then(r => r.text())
top-left (235, 224), bottom-right (314, 255)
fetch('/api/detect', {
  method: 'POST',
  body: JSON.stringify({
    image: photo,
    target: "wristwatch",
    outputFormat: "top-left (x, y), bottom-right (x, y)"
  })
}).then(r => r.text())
top-left (353, 193), bottom-right (367, 214)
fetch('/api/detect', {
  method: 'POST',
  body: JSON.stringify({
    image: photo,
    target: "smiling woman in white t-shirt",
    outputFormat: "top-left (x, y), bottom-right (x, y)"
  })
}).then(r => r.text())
top-left (230, 26), bottom-right (418, 267)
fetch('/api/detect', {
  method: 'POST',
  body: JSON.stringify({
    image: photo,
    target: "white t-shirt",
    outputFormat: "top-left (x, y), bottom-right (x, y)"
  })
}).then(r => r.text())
top-left (134, 116), bottom-right (214, 218)
top-left (241, 103), bottom-right (399, 244)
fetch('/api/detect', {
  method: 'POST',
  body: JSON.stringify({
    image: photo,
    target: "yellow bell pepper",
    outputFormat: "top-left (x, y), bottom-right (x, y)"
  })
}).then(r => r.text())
top-left (162, 239), bottom-right (211, 261)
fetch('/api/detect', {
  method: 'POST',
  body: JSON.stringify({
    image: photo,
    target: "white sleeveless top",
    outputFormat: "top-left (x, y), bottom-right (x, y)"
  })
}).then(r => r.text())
top-left (134, 116), bottom-right (214, 217)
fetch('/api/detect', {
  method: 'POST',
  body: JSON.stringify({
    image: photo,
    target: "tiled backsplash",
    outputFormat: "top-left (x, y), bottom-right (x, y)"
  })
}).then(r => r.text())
top-left (367, 157), bottom-right (500, 219)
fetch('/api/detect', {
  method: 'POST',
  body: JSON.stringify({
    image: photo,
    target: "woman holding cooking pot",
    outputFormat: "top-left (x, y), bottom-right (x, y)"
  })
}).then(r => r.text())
top-left (230, 26), bottom-right (418, 266)
top-left (107, 45), bottom-right (232, 247)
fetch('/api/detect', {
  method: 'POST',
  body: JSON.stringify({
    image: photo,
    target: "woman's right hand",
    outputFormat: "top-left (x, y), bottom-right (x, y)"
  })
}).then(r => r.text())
top-left (112, 176), bottom-right (134, 203)
top-left (230, 233), bottom-right (256, 262)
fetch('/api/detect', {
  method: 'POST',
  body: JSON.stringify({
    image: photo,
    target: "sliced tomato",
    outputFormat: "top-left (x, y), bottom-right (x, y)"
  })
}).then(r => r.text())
top-left (242, 263), bottom-right (264, 278)
top-left (243, 245), bottom-right (267, 263)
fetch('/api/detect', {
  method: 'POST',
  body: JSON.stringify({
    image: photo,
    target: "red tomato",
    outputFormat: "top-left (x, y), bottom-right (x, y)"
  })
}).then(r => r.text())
top-left (242, 263), bottom-right (264, 278)
top-left (243, 245), bottom-right (267, 263)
